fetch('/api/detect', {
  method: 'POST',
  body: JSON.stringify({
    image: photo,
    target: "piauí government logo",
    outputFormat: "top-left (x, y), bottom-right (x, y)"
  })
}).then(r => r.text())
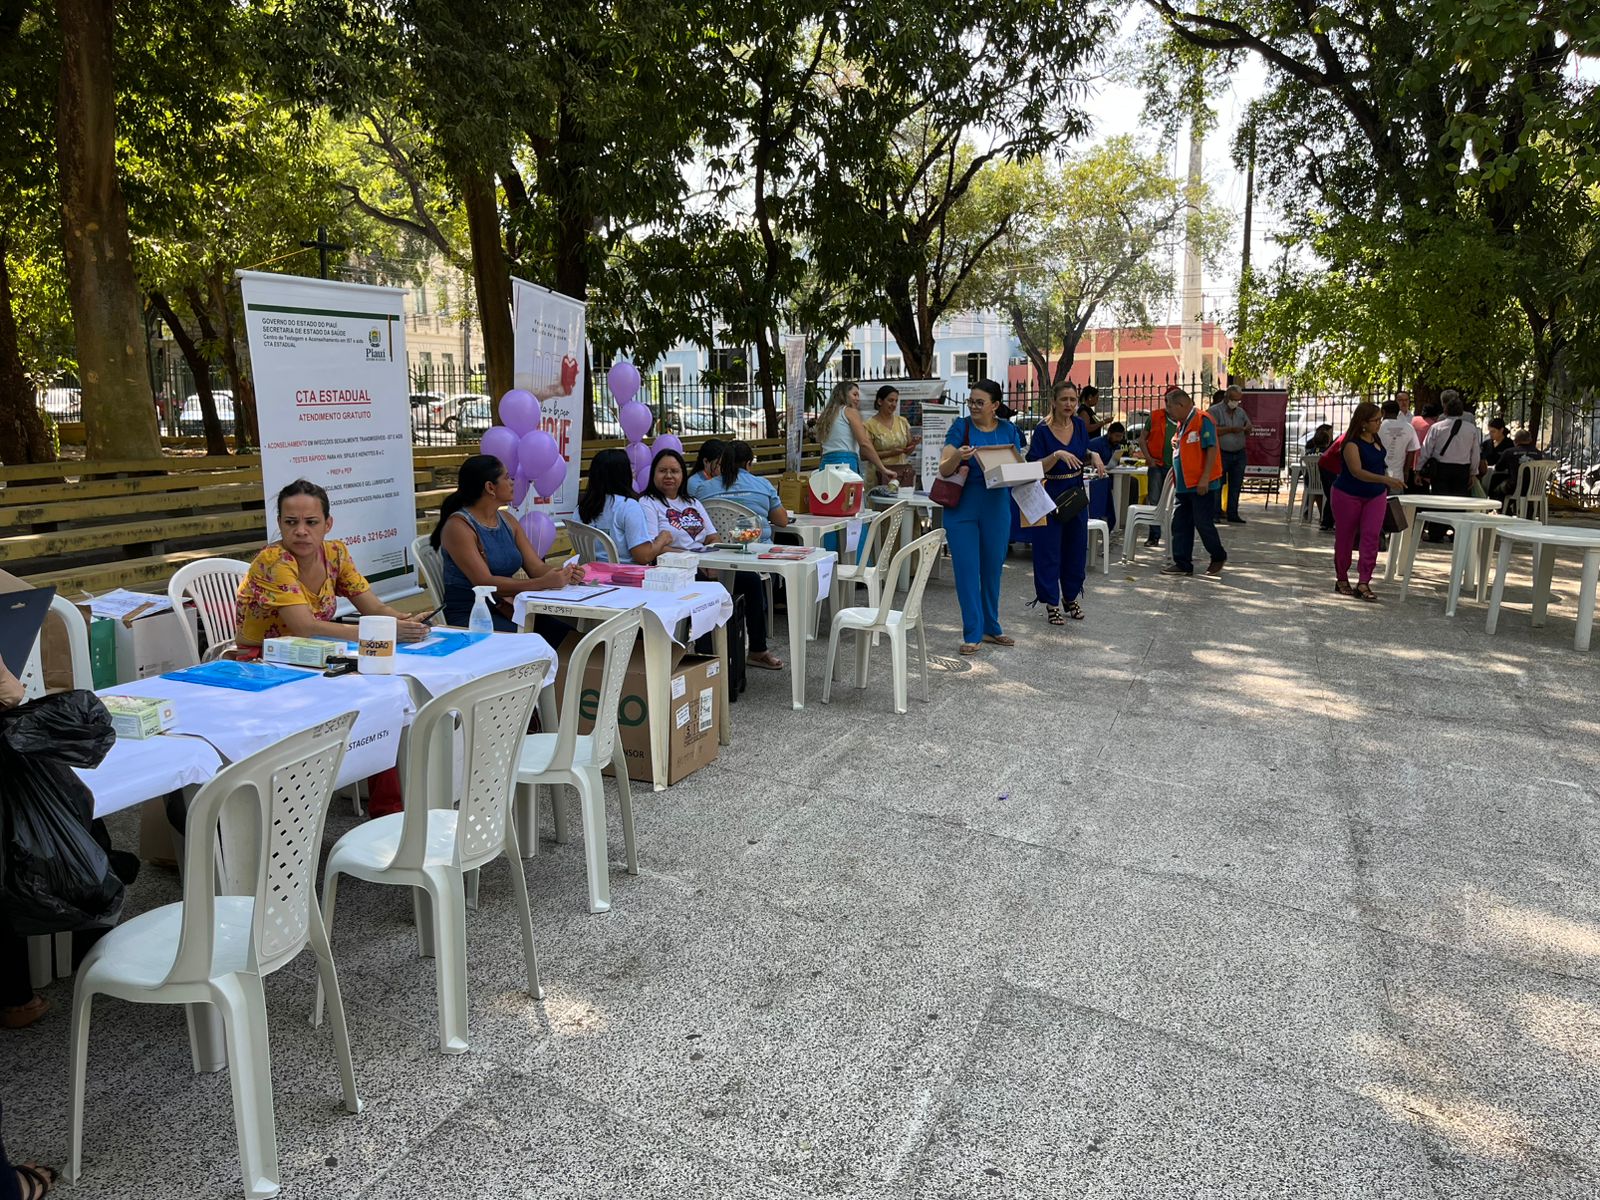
top-left (367, 327), bottom-right (382, 347)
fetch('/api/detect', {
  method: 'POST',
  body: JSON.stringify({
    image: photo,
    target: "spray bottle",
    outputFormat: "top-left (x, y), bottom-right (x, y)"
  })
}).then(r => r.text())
top-left (468, 585), bottom-right (499, 634)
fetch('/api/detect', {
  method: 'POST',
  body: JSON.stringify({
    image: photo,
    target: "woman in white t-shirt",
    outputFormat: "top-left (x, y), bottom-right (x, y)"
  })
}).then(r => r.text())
top-left (639, 447), bottom-right (784, 671)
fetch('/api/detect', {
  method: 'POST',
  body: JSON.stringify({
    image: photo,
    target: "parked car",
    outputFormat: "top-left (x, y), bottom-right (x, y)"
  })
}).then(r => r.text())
top-left (36, 386), bottom-right (82, 420)
top-left (723, 404), bottom-right (764, 440)
top-left (447, 396), bottom-right (493, 438)
top-left (439, 392), bottom-right (490, 430)
top-left (178, 391), bottom-right (235, 436)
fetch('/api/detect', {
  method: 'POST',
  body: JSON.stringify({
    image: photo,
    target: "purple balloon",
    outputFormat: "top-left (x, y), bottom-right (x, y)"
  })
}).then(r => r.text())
top-left (618, 400), bottom-right (652, 443)
top-left (518, 429), bottom-right (559, 478)
top-left (653, 434), bottom-right (684, 459)
top-left (480, 425), bottom-right (520, 474)
top-left (625, 440), bottom-right (652, 478)
top-left (607, 359), bottom-right (642, 405)
top-left (511, 474), bottom-right (530, 507)
top-left (633, 466), bottom-right (650, 495)
top-left (499, 389), bottom-right (541, 436)
top-left (533, 455), bottom-right (568, 499)
top-left (520, 510), bottom-right (557, 558)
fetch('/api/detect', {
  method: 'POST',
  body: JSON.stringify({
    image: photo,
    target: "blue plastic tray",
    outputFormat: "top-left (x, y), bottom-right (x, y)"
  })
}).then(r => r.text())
top-left (161, 660), bottom-right (318, 692)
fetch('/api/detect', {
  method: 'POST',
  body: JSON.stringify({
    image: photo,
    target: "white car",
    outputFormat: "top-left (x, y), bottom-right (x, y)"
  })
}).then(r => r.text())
top-left (36, 387), bottom-right (81, 419)
top-left (178, 391), bottom-right (236, 435)
top-left (723, 405), bottom-right (765, 440)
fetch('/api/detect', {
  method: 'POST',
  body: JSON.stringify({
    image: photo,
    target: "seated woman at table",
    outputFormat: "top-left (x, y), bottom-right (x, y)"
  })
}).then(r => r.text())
top-left (576, 448), bottom-right (656, 563)
top-left (685, 438), bottom-right (725, 500)
top-left (640, 448), bottom-right (783, 671)
top-left (236, 479), bottom-right (429, 653)
top-left (691, 440), bottom-right (789, 539)
top-left (431, 454), bottom-right (584, 635)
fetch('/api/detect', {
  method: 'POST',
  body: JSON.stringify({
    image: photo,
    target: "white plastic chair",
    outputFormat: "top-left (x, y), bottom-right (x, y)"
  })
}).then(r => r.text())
top-left (1285, 454), bottom-right (1325, 523)
top-left (1122, 482), bottom-right (1176, 563)
top-left (68, 711), bottom-right (362, 1200)
top-left (314, 663), bottom-right (550, 1054)
top-left (562, 516), bottom-right (619, 564)
top-left (411, 533), bottom-right (447, 606)
top-left (1510, 459), bottom-right (1558, 523)
top-left (834, 500), bottom-right (908, 611)
top-left (514, 608), bottom-right (643, 914)
top-left (702, 496), bottom-right (762, 536)
top-left (168, 557), bottom-right (251, 663)
top-left (821, 529), bottom-right (945, 714)
top-left (1086, 518), bottom-right (1110, 574)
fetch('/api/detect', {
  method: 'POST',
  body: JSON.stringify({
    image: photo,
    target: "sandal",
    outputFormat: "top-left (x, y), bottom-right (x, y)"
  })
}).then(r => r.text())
top-left (1063, 600), bottom-right (1085, 621)
top-left (1045, 605), bottom-right (1065, 626)
top-left (747, 652), bottom-right (785, 671)
top-left (1334, 580), bottom-right (1354, 597)
top-left (982, 635), bottom-right (1015, 647)
top-left (1, 994), bottom-right (49, 1030)
top-left (959, 643), bottom-right (981, 655)
top-left (17, 1164), bottom-right (55, 1200)
top-left (1355, 583), bottom-right (1378, 602)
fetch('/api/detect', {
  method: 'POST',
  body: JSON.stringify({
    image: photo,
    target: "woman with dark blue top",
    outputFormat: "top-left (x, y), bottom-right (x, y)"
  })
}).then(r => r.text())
top-left (940, 379), bottom-right (1024, 655)
top-left (1329, 403), bottom-right (1406, 601)
top-left (432, 455), bottom-right (583, 634)
top-left (1028, 382), bottom-right (1105, 625)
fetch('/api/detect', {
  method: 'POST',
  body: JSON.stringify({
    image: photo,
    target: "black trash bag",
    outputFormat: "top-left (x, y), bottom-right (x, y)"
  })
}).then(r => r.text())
top-left (0, 689), bottom-right (125, 936)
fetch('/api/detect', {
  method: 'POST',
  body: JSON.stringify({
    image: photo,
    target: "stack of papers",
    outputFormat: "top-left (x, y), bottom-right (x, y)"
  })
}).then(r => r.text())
top-left (88, 589), bottom-right (172, 620)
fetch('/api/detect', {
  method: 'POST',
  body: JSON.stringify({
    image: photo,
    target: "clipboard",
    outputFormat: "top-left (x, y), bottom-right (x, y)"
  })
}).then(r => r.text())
top-left (0, 585), bottom-right (58, 676)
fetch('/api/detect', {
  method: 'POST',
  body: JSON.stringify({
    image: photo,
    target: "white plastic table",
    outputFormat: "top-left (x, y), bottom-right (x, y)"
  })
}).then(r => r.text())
top-left (696, 545), bottom-right (836, 709)
top-left (1485, 524), bottom-right (1600, 651)
top-left (1389, 512), bottom-right (1536, 612)
top-left (1106, 464), bottom-right (1145, 528)
top-left (1384, 495), bottom-right (1503, 581)
top-left (79, 733), bottom-right (224, 819)
top-left (513, 583), bottom-right (732, 791)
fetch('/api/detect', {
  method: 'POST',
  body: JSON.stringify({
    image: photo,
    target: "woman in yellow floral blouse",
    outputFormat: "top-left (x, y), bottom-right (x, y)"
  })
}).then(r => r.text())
top-left (236, 479), bottom-right (428, 651)
top-left (863, 385), bottom-right (921, 487)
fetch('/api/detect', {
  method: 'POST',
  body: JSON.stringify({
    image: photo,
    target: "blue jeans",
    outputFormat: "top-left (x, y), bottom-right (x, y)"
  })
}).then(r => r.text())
top-left (1171, 488), bottom-right (1227, 572)
top-left (1220, 449), bottom-right (1247, 518)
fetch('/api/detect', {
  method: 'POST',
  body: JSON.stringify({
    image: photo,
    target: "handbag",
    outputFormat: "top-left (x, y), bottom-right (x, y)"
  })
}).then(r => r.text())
top-left (1054, 486), bottom-right (1090, 522)
top-left (929, 418), bottom-right (972, 509)
top-left (1381, 495), bottom-right (1412, 534)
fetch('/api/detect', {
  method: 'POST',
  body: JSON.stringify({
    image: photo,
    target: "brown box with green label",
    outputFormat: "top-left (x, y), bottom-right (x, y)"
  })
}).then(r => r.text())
top-left (552, 634), bottom-right (721, 785)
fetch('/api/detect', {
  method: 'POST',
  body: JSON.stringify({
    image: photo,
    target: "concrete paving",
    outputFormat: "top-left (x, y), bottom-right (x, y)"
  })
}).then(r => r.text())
top-left (6, 496), bottom-right (1600, 1198)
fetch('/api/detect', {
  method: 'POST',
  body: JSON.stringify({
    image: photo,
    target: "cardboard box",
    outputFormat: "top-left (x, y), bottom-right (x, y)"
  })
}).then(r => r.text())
top-left (103, 694), bottom-right (177, 739)
top-left (974, 445), bottom-right (1043, 489)
top-left (138, 796), bottom-right (179, 867)
top-left (553, 633), bottom-right (720, 784)
top-left (108, 607), bottom-right (197, 683)
top-left (780, 471), bottom-right (811, 514)
top-left (264, 635), bottom-right (343, 668)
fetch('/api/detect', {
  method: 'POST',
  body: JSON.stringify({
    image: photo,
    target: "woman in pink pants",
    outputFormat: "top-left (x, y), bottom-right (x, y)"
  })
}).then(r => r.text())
top-left (1330, 402), bottom-right (1406, 600)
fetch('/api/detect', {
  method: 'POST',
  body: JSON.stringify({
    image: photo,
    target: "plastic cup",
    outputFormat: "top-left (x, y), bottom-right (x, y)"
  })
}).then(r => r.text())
top-left (357, 615), bottom-right (397, 674)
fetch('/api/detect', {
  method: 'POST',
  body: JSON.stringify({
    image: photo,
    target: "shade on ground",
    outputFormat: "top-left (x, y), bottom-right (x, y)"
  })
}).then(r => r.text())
top-left (6, 498), bottom-right (1600, 1198)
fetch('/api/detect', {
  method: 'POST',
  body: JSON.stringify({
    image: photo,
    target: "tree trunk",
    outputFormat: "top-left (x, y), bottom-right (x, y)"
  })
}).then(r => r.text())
top-left (0, 235), bottom-right (56, 467)
top-left (210, 272), bottom-right (257, 453)
top-left (461, 165), bottom-right (514, 408)
top-left (183, 284), bottom-right (237, 456)
top-left (150, 291), bottom-right (227, 456)
top-left (753, 332), bottom-right (779, 438)
top-left (549, 99), bottom-right (595, 438)
top-left (57, 0), bottom-right (160, 461)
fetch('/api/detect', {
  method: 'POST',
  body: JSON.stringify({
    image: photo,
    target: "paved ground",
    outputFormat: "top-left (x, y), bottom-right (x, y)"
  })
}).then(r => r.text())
top-left (6, 495), bottom-right (1600, 1198)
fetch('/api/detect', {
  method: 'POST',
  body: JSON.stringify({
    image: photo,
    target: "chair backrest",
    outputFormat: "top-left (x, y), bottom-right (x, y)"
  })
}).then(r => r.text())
top-left (412, 534), bottom-right (447, 606)
top-left (563, 517), bottom-right (619, 564)
top-left (550, 608), bottom-right (644, 771)
top-left (1156, 479), bottom-right (1177, 519)
top-left (703, 497), bottom-right (761, 537)
top-left (19, 594), bottom-right (94, 700)
top-left (168, 558), bottom-right (251, 663)
top-left (1515, 458), bottom-right (1559, 501)
top-left (166, 711), bottom-right (357, 984)
top-left (393, 662), bottom-right (551, 873)
top-left (865, 501), bottom-right (910, 572)
top-left (870, 529), bottom-right (945, 626)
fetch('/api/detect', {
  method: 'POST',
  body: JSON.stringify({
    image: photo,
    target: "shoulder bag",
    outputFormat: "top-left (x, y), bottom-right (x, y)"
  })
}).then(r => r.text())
top-left (929, 418), bottom-right (972, 509)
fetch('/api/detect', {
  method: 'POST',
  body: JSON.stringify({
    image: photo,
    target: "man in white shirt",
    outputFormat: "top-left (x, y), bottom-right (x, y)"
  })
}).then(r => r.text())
top-left (1377, 399), bottom-right (1420, 487)
top-left (1416, 389), bottom-right (1482, 540)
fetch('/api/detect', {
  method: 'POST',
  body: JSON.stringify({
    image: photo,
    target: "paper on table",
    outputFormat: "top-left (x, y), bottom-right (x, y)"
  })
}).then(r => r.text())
top-left (519, 585), bottom-right (625, 602)
top-left (1015, 482), bottom-right (1056, 525)
top-left (88, 588), bottom-right (173, 619)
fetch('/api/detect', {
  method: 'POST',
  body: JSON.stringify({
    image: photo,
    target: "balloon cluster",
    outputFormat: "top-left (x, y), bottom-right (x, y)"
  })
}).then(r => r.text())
top-left (610, 358), bottom-right (681, 493)
top-left (479, 389), bottom-right (562, 557)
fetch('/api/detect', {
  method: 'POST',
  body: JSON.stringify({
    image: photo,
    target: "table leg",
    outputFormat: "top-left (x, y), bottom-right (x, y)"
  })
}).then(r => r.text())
top-left (1575, 552), bottom-right (1599, 652)
top-left (1286, 467), bottom-right (1300, 521)
top-left (713, 623), bottom-right (731, 746)
top-left (1531, 544), bottom-right (1557, 628)
top-left (789, 562), bottom-right (812, 710)
top-left (1445, 534), bottom-right (1470, 617)
top-left (1475, 527), bottom-right (1496, 603)
top-left (642, 622), bottom-right (672, 792)
top-left (1486, 540), bottom-right (1513, 636)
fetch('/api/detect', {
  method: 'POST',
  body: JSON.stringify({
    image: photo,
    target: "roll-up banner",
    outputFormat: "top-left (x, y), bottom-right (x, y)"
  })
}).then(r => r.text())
top-left (510, 278), bottom-right (587, 520)
top-left (238, 271), bottom-right (417, 600)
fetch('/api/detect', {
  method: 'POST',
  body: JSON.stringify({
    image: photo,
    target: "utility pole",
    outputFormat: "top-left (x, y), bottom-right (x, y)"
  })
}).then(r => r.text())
top-left (298, 226), bottom-right (346, 280)
top-left (1238, 123), bottom-right (1257, 349)
top-left (1179, 95), bottom-right (1205, 383)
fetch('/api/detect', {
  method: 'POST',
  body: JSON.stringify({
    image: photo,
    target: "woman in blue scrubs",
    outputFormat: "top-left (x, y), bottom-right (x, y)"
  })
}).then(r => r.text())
top-left (940, 379), bottom-right (1023, 655)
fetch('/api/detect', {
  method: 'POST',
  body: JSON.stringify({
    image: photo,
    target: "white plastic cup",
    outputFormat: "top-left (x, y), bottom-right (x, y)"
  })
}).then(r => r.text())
top-left (357, 615), bottom-right (398, 674)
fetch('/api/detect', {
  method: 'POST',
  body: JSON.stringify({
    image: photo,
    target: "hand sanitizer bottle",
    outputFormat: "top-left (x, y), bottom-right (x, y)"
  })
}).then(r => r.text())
top-left (469, 585), bottom-right (498, 634)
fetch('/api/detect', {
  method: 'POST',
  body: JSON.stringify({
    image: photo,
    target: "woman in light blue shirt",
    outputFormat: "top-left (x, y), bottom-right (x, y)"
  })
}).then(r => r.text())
top-left (691, 440), bottom-right (789, 539)
top-left (576, 448), bottom-right (666, 563)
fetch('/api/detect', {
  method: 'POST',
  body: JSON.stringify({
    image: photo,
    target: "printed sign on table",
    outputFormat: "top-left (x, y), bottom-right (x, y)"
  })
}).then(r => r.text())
top-left (238, 271), bottom-right (417, 599)
top-left (511, 278), bottom-right (587, 520)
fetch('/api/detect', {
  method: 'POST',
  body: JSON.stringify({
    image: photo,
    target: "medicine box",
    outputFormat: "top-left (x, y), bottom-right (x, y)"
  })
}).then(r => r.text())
top-left (263, 636), bottom-right (343, 668)
top-left (103, 695), bottom-right (177, 740)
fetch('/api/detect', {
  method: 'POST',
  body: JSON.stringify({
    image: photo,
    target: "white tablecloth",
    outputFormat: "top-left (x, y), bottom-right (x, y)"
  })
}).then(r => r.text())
top-left (696, 546), bottom-right (835, 599)
top-left (512, 581), bottom-right (733, 644)
top-left (78, 734), bottom-right (225, 819)
top-left (333, 630), bottom-right (559, 694)
top-left (107, 671), bottom-right (414, 787)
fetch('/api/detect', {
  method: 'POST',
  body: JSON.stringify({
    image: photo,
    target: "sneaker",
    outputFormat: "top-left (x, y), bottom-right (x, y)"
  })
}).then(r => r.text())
top-left (1145, 535), bottom-right (1161, 547)
top-left (1160, 563), bottom-right (1192, 576)
top-left (1206, 559), bottom-right (1226, 575)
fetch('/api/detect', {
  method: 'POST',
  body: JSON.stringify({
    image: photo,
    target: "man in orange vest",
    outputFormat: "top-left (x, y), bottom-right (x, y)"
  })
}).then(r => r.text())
top-left (1160, 387), bottom-right (1228, 576)
top-left (1142, 403), bottom-right (1173, 548)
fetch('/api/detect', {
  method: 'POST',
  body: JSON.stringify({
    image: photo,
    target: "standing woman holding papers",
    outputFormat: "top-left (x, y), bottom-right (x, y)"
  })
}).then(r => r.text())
top-left (433, 454), bottom-right (585, 634)
top-left (941, 379), bottom-right (1023, 656)
top-left (1028, 382), bottom-right (1104, 626)
top-left (236, 479), bottom-right (428, 653)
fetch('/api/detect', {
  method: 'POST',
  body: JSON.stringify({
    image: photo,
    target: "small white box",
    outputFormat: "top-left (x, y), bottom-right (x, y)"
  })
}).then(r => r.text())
top-left (643, 567), bottom-right (695, 592)
top-left (103, 694), bottom-right (177, 740)
top-left (658, 552), bottom-right (701, 572)
top-left (974, 446), bottom-right (1044, 489)
top-left (263, 636), bottom-right (344, 668)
